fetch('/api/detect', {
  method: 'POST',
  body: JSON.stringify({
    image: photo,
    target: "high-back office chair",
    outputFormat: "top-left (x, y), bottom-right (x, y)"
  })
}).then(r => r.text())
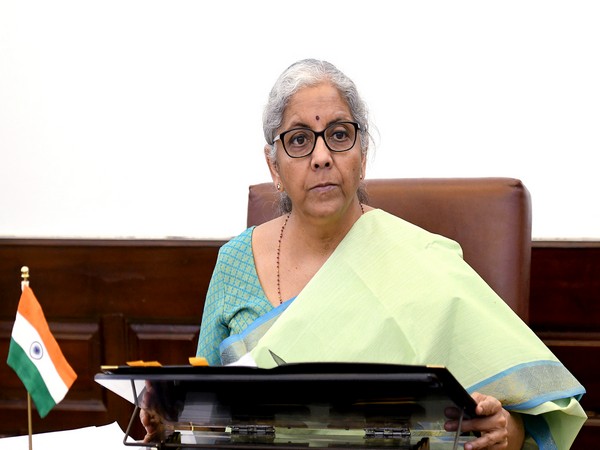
top-left (247, 178), bottom-right (532, 322)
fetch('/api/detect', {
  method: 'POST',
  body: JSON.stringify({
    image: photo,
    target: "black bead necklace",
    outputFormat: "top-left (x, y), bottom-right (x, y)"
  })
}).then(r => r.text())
top-left (276, 203), bottom-right (364, 304)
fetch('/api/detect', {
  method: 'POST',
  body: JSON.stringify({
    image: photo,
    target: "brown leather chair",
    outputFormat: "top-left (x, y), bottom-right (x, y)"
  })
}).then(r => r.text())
top-left (247, 178), bottom-right (532, 322)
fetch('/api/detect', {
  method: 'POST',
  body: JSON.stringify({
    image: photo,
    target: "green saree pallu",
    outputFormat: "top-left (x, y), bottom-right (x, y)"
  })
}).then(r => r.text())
top-left (220, 209), bottom-right (586, 450)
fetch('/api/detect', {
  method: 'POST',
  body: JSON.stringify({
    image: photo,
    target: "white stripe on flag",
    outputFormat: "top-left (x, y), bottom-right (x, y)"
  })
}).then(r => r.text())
top-left (11, 312), bottom-right (69, 403)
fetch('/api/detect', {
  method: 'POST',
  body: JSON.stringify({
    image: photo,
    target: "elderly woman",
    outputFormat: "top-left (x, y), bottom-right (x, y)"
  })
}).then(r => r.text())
top-left (144, 59), bottom-right (586, 449)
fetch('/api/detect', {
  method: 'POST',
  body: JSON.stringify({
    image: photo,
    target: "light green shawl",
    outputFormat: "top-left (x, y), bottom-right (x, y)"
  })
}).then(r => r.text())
top-left (226, 209), bottom-right (586, 449)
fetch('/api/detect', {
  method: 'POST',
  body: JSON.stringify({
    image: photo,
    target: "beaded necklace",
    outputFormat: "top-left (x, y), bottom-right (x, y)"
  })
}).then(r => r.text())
top-left (276, 202), bottom-right (364, 304)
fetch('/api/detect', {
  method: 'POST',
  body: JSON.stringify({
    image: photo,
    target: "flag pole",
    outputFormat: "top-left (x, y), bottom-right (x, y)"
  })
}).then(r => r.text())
top-left (21, 266), bottom-right (33, 450)
top-left (27, 394), bottom-right (33, 450)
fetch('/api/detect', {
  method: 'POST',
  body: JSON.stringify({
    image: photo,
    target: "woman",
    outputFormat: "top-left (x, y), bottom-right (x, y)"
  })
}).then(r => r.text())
top-left (146, 59), bottom-right (586, 449)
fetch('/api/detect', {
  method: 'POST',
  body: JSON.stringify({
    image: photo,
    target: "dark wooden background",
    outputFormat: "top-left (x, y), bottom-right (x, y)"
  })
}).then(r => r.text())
top-left (0, 238), bottom-right (598, 447)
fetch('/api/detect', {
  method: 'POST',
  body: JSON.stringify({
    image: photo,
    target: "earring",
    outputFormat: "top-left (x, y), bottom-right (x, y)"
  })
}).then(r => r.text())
top-left (276, 182), bottom-right (281, 190)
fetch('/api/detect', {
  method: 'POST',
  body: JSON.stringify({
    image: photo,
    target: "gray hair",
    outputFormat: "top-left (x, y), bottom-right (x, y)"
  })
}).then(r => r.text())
top-left (263, 59), bottom-right (371, 213)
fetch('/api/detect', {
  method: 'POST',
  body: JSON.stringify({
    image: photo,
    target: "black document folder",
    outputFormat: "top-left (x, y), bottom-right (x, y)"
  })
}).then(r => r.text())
top-left (95, 362), bottom-right (477, 450)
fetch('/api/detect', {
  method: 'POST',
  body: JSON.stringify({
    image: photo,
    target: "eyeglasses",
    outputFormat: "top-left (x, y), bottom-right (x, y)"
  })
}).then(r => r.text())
top-left (273, 121), bottom-right (360, 158)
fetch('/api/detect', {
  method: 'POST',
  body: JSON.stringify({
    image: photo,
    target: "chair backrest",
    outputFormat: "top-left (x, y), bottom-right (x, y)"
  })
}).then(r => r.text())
top-left (247, 178), bottom-right (532, 322)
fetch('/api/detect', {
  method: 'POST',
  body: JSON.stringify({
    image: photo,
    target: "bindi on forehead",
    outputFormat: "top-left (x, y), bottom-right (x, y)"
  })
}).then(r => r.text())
top-left (316, 115), bottom-right (320, 121)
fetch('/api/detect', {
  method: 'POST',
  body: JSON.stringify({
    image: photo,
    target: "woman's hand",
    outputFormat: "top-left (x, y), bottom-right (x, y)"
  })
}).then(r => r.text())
top-left (139, 381), bottom-right (166, 443)
top-left (445, 392), bottom-right (524, 450)
top-left (140, 406), bottom-right (165, 443)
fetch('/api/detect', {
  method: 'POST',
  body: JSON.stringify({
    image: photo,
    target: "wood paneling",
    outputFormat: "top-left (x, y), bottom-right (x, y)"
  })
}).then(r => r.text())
top-left (530, 241), bottom-right (600, 447)
top-left (0, 238), bottom-right (598, 447)
top-left (530, 242), bottom-right (600, 331)
top-left (127, 323), bottom-right (200, 364)
top-left (0, 238), bottom-right (222, 438)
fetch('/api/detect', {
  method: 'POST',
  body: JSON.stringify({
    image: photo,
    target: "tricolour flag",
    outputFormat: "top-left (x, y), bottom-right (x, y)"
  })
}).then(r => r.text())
top-left (7, 285), bottom-right (77, 418)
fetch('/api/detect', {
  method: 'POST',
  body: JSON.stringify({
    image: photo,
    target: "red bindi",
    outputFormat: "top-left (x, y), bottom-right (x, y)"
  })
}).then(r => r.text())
top-left (315, 115), bottom-right (320, 121)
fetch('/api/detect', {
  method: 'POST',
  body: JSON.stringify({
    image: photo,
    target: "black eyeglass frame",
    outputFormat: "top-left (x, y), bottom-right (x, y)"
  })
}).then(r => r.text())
top-left (273, 121), bottom-right (360, 159)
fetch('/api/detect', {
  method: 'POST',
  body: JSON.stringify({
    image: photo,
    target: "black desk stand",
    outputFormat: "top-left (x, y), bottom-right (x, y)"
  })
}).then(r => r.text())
top-left (95, 362), bottom-right (476, 450)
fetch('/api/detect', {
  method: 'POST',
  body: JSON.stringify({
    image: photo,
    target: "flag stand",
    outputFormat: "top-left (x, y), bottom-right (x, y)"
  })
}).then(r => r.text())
top-left (21, 266), bottom-right (33, 450)
top-left (27, 393), bottom-right (33, 450)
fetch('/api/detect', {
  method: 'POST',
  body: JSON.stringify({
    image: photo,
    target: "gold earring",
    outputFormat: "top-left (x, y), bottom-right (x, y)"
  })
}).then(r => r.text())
top-left (276, 182), bottom-right (281, 190)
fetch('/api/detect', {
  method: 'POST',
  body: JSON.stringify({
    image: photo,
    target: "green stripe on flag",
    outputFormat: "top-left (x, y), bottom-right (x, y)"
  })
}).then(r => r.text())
top-left (7, 337), bottom-right (56, 418)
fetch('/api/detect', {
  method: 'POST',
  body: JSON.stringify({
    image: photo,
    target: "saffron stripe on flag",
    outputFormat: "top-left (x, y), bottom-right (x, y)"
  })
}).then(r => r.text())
top-left (7, 337), bottom-right (56, 417)
top-left (17, 287), bottom-right (77, 388)
top-left (10, 312), bottom-right (71, 405)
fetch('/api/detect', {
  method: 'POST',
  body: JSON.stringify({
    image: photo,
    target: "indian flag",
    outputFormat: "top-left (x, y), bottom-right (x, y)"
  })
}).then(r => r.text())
top-left (7, 285), bottom-right (77, 418)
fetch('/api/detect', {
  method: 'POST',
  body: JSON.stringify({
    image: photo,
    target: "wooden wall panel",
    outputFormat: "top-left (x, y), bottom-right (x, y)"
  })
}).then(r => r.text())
top-left (530, 242), bottom-right (600, 331)
top-left (530, 242), bottom-right (600, 448)
top-left (0, 238), bottom-right (222, 438)
top-left (127, 323), bottom-right (200, 365)
top-left (536, 333), bottom-right (600, 412)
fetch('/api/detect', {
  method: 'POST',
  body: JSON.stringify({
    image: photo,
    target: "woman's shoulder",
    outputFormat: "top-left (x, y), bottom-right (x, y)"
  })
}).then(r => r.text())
top-left (220, 226), bottom-right (253, 250)
top-left (216, 227), bottom-right (256, 267)
top-left (219, 216), bottom-right (286, 259)
top-left (366, 208), bottom-right (463, 254)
